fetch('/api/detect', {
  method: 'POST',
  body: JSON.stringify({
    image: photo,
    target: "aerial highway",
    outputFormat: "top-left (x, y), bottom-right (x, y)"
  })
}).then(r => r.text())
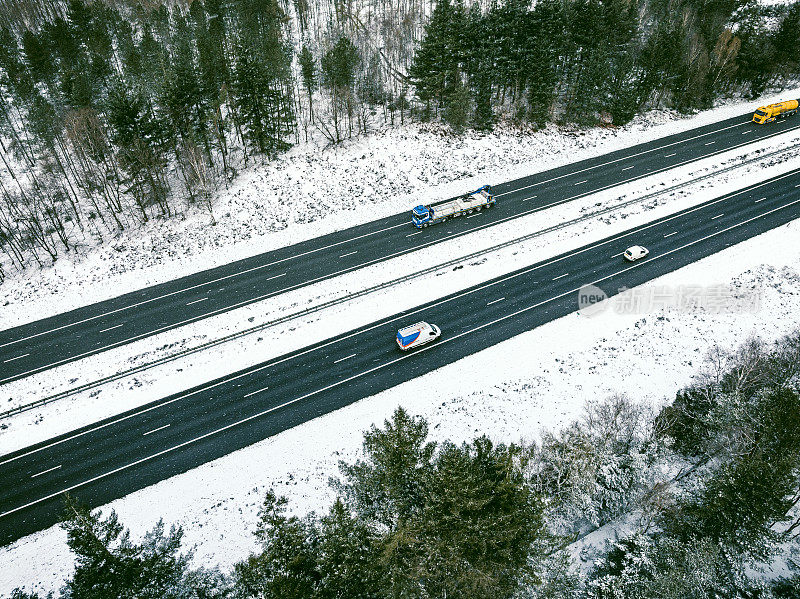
top-left (1, 109), bottom-right (798, 383)
top-left (1, 166), bottom-right (798, 545)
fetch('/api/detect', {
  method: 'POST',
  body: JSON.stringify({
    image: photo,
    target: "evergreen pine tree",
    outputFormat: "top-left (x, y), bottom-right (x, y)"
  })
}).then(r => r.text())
top-left (21, 29), bottom-right (55, 89)
top-left (60, 496), bottom-right (215, 598)
top-left (192, 0), bottom-right (230, 113)
top-left (413, 437), bottom-right (545, 598)
top-left (163, 12), bottom-right (208, 143)
top-left (231, 0), bottom-right (294, 156)
top-left (524, 0), bottom-right (563, 125)
top-left (234, 490), bottom-right (320, 598)
top-left (774, 2), bottom-right (800, 75)
top-left (316, 499), bottom-right (383, 598)
top-left (662, 388), bottom-right (800, 559)
top-left (443, 75), bottom-right (471, 132)
top-left (472, 71), bottom-right (493, 130)
top-left (334, 407), bottom-right (436, 528)
top-left (320, 36), bottom-right (360, 142)
top-left (83, 3), bottom-right (114, 89)
top-left (298, 44), bottom-right (317, 118)
top-left (408, 0), bottom-right (459, 111)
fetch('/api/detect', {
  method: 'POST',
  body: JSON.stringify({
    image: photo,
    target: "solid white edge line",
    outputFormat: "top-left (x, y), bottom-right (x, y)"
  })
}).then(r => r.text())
top-left (143, 424), bottom-right (171, 436)
top-left (3, 173), bottom-right (799, 467)
top-left (5, 195), bottom-right (798, 521)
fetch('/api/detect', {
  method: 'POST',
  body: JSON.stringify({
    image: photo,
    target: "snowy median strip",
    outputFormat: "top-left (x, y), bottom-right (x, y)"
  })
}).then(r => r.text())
top-left (4, 194), bottom-right (799, 521)
top-left (4, 147), bottom-right (800, 420)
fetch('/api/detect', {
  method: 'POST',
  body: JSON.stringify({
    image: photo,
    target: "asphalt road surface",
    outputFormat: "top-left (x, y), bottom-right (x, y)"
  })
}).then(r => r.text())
top-left (1, 166), bottom-right (799, 546)
top-left (2, 111), bottom-right (799, 384)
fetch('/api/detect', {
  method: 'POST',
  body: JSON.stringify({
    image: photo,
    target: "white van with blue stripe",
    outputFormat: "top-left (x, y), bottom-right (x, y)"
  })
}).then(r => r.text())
top-left (396, 322), bottom-right (441, 351)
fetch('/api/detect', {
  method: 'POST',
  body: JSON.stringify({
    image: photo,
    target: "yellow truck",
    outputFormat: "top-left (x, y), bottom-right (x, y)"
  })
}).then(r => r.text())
top-left (752, 99), bottom-right (799, 124)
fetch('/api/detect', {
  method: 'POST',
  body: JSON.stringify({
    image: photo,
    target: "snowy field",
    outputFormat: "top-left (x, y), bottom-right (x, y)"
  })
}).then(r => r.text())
top-left (2, 89), bottom-right (800, 594)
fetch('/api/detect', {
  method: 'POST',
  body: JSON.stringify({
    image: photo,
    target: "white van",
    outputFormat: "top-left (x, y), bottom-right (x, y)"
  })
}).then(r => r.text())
top-left (396, 322), bottom-right (441, 351)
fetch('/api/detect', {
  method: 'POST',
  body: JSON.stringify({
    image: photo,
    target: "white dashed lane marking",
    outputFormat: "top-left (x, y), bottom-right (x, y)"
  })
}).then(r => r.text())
top-left (31, 465), bottom-right (61, 479)
top-left (143, 424), bottom-right (171, 436)
top-left (3, 353), bottom-right (29, 363)
top-left (333, 354), bottom-right (357, 364)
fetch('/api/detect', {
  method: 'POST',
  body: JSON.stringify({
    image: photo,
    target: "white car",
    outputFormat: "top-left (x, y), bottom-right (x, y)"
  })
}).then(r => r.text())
top-left (396, 321), bottom-right (441, 351)
top-left (623, 245), bottom-right (649, 262)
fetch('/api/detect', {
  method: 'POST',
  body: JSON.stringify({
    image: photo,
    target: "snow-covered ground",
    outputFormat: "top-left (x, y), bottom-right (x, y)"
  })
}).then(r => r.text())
top-left (2, 89), bottom-right (800, 595)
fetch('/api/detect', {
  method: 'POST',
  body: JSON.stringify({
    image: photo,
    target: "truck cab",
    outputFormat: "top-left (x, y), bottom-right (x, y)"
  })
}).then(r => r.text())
top-left (752, 108), bottom-right (770, 124)
top-left (412, 205), bottom-right (432, 227)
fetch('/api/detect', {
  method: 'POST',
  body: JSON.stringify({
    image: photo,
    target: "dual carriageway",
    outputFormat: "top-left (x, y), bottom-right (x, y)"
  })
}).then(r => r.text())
top-left (1, 109), bottom-right (799, 544)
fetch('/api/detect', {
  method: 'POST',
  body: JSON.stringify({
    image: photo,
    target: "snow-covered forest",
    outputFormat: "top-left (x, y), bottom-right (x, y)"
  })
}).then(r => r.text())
top-left (0, 0), bottom-right (799, 280)
top-left (4, 333), bottom-right (800, 598)
top-left (3, 0), bottom-right (800, 596)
